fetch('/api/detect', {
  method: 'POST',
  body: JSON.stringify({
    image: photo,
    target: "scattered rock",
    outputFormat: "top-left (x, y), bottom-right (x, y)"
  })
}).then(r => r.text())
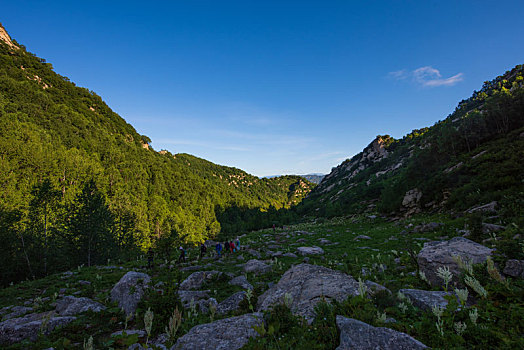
top-left (336, 316), bottom-right (427, 349)
top-left (180, 265), bottom-right (202, 272)
top-left (1, 306), bottom-right (33, 321)
top-left (399, 289), bottom-right (452, 311)
top-left (283, 252), bottom-right (298, 258)
top-left (77, 280), bottom-right (91, 286)
top-left (217, 292), bottom-right (246, 315)
top-left (196, 298), bottom-right (218, 314)
top-left (319, 238), bottom-right (332, 245)
top-left (55, 296), bottom-right (106, 316)
top-left (178, 290), bottom-right (211, 308)
top-left (243, 259), bottom-right (272, 275)
top-left (365, 281), bottom-right (391, 296)
top-left (110, 271), bottom-right (150, 316)
top-left (257, 263), bottom-right (360, 323)
top-left (466, 201), bottom-right (497, 214)
top-left (503, 259), bottom-right (524, 278)
top-left (0, 312), bottom-right (76, 345)
top-left (417, 237), bottom-right (493, 287)
top-left (247, 249), bottom-right (262, 259)
top-left (229, 275), bottom-right (253, 290)
top-left (179, 271), bottom-right (223, 290)
top-left (482, 223), bottom-right (505, 234)
top-left (413, 222), bottom-right (443, 233)
top-left (172, 313), bottom-right (263, 350)
top-left (354, 235), bottom-right (371, 240)
top-left (111, 329), bottom-right (146, 338)
top-left (271, 251), bottom-right (283, 258)
top-left (297, 246), bottom-right (325, 256)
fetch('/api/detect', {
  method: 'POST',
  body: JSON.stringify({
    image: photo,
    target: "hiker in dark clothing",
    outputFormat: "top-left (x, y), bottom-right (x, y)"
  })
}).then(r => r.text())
top-left (200, 243), bottom-right (207, 258)
top-left (178, 246), bottom-right (186, 263)
top-left (147, 248), bottom-right (154, 269)
top-left (225, 241), bottom-right (230, 255)
top-left (273, 224), bottom-right (276, 233)
top-left (215, 242), bottom-right (222, 258)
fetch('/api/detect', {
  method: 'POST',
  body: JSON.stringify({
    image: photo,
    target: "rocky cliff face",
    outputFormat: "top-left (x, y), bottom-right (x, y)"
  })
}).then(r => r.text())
top-left (0, 23), bottom-right (18, 49)
top-left (317, 136), bottom-right (392, 194)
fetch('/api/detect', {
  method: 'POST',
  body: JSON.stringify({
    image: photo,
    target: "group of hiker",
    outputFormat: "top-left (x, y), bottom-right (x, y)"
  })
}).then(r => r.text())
top-left (146, 237), bottom-right (241, 268)
top-left (214, 238), bottom-right (240, 258)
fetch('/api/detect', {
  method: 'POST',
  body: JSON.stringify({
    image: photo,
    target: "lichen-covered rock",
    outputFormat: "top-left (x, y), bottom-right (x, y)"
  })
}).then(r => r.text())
top-left (399, 289), bottom-right (451, 311)
top-left (257, 263), bottom-right (360, 323)
top-left (283, 252), bottom-right (298, 258)
top-left (178, 290), bottom-right (211, 308)
top-left (296, 246), bottom-right (325, 256)
top-left (336, 316), bottom-right (427, 349)
top-left (229, 275), bottom-right (253, 290)
top-left (55, 296), bottom-right (106, 316)
top-left (171, 313), bottom-right (263, 350)
top-left (243, 259), bottom-right (271, 275)
top-left (503, 259), bottom-right (524, 278)
top-left (179, 271), bottom-right (222, 290)
top-left (365, 281), bottom-right (391, 296)
top-left (110, 271), bottom-right (150, 316)
top-left (417, 237), bottom-right (493, 287)
top-left (217, 292), bottom-right (246, 315)
top-left (0, 312), bottom-right (76, 345)
top-left (1, 306), bottom-right (33, 321)
top-left (247, 249), bottom-right (262, 259)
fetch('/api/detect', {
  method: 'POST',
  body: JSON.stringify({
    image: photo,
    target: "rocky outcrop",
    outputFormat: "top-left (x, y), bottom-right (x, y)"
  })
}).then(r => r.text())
top-left (172, 313), bottom-right (263, 350)
top-left (217, 292), bottom-right (246, 315)
top-left (0, 306), bottom-right (33, 321)
top-left (417, 237), bottom-right (493, 288)
top-left (402, 189), bottom-right (422, 215)
top-left (229, 275), bottom-right (253, 290)
top-left (297, 246), bottom-right (325, 255)
top-left (178, 290), bottom-right (211, 308)
top-left (55, 296), bottom-right (106, 316)
top-left (336, 316), bottom-right (427, 349)
top-left (179, 271), bottom-right (222, 290)
top-left (399, 289), bottom-right (452, 311)
top-left (503, 259), bottom-right (524, 278)
top-left (0, 24), bottom-right (18, 49)
top-left (257, 263), bottom-right (360, 322)
top-left (466, 201), bottom-right (497, 214)
top-left (110, 271), bottom-right (150, 316)
top-left (243, 259), bottom-right (272, 275)
top-left (0, 312), bottom-right (76, 345)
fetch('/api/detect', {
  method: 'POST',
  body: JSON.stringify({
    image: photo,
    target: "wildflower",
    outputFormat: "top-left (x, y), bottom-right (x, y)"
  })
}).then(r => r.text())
top-left (376, 311), bottom-right (387, 323)
top-left (144, 307), bottom-right (154, 344)
top-left (454, 288), bottom-right (469, 306)
top-left (469, 307), bottom-right (478, 325)
top-left (283, 292), bottom-right (293, 308)
top-left (454, 321), bottom-right (467, 335)
top-left (419, 271), bottom-right (430, 285)
top-left (464, 275), bottom-right (488, 298)
top-left (398, 302), bottom-right (408, 314)
top-left (431, 305), bottom-right (444, 318)
top-left (358, 277), bottom-right (368, 297)
top-left (486, 257), bottom-right (505, 284)
top-left (436, 266), bottom-right (453, 291)
top-left (165, 307), bottom-right (182, 341)
top-left (83, 336), bottom-right (94, 350)
top-left (452, 255), bottom-right (473, 275)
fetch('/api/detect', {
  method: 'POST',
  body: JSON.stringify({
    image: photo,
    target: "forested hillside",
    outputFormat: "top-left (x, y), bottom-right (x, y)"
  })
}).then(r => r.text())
top-left (0, 25), bottom-right (313, 285)
top-left (299, 64), bottom-right (524, 218)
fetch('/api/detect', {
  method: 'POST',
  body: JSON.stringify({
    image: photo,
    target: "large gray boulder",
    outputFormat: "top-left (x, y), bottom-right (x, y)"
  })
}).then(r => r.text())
top-left (417, 237), bottom-right (493, 287)
top-left (171, 313), bottom-right (263, 350)
top-left (229, 275), bottom-right (253, 290)
top-left (110, 271), bottom-right (150, 316)
top-left (55, 296), bottom-right (106, 316)
top-left (296, 246), bottom-right (325, 256)
top-left (336, 316), bottom-right (427, 349)
top-left (399, 289), bottom-right (451, 311)
top-left (178, 290), bottom-right (211, 308)
top-left (503, 259), bottom-right (524, 278)
top-left (179, 271), bottom-right (222, 290)
top-left (243, 259), bottom-right (272, 275)
top-left (217, 292), bottom-right (246, 315)
top-left (0, 312), bottom-right (76, 345)
top-left (257, 263), bottom-right (360, 323)
top-left (1, 306), bottom-right (33, 321)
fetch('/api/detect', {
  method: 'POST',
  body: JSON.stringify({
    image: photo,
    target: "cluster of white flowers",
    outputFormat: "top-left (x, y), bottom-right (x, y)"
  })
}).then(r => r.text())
top-left (464, 275), bottom-right (488, 299)
top-left (436, 266), bottom-right (453, 291)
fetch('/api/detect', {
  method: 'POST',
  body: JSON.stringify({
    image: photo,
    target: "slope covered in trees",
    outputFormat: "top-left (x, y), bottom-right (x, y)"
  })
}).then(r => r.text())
top-left (299, 64), bottom-right (524, 218)
top-left (0, 25), bottom-right (314, 285)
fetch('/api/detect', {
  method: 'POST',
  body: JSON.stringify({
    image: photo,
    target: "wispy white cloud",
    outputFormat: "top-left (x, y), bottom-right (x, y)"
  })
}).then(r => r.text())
top-left (388, 66), bottom-right (463, 87)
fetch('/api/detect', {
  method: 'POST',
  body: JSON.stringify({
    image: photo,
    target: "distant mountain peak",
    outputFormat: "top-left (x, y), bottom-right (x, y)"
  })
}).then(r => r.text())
top-left (0, 23), bottom-right (18, 49)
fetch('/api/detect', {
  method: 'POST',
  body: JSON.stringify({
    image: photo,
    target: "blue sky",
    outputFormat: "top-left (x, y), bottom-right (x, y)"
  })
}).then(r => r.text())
top-left (3, 1), bottom-right (524, 176)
